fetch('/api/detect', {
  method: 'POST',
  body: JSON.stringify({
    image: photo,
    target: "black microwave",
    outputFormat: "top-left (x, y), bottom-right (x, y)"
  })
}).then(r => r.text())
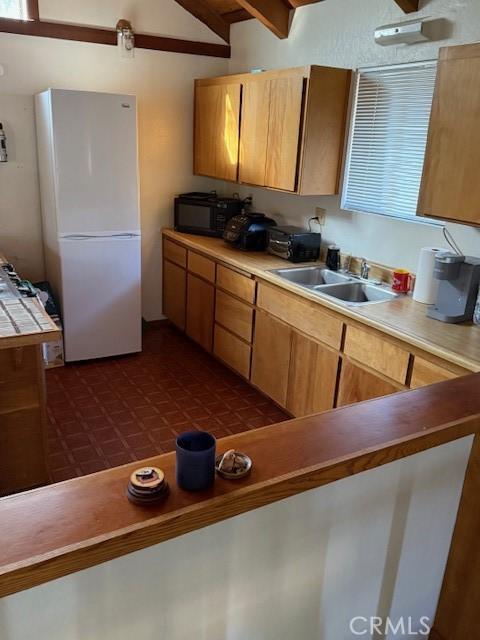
top-left (174, 192), bottom-right (243, 237)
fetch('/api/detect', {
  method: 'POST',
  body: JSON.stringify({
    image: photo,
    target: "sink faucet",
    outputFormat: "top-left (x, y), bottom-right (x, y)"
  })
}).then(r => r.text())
top-left (360, 259), bottom-right (370, 280)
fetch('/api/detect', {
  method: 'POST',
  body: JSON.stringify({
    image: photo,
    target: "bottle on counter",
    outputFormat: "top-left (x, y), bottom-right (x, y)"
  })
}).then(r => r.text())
top-left (326, 244), bottom-right (341, 271)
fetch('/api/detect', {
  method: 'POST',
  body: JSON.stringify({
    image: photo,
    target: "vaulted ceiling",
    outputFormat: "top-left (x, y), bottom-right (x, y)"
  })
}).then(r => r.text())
top-left (174, 0), bottom-right (420, 42)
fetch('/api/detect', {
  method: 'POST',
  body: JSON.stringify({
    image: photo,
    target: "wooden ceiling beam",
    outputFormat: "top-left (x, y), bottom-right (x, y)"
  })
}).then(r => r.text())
top-left (0, 18), bottom-right (231, 58)
top-left (287, 0), bottom-right (325, 7)
top-left (235, 0), bottom-right (292, 38)
top-left (173, 0), bottom-right (231, 43)
top-left (393, 0), bottom-right (420, 12)
top-left (222, 8), bottom-right (253, 24)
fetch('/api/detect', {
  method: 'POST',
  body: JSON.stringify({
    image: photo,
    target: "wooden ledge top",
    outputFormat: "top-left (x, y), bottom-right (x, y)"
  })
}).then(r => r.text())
top-left (1, 375), bottom-right (480, 598)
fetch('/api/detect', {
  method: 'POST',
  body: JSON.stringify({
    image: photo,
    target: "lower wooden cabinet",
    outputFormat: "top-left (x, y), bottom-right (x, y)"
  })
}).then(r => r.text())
top-left (0, 345), bottom-right (48, 495)
top-left (163, 233), bottom-right (469, 420)
top-left (251, 310), bottom-right (292, 408)
top-left (337, 359), bottom-right (400, 407)
top-left (214, 325), bottom-right (251, 379)
top-left (287, 333), bottom-right (339, 417)
top-left (186, 274), bottom-right (214, 352)
top-left (163, 260), bottom-right (186, 330)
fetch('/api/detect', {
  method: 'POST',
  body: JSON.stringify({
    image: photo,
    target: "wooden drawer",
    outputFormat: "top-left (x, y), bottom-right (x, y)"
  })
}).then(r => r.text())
top-left (214, 325), bottom-right (251, 379)
top-left (188, 251), bottom-right (216, 283)
top-left (411, 357), bottom-right (461, 389)
top-left (215, 290), bottom-right (253, 343)
top-left (164, 239), bottom-right (187, 268)
top-left (344, 326), bottom-right (410, 385)
top-left (217, 265), bottom-right (256, 303)
top-left (257, 282), bottom-right (343, 350)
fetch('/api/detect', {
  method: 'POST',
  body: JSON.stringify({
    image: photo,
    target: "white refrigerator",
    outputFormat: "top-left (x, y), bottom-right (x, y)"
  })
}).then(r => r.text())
top-left (35, 89), bottom-right (142, 362)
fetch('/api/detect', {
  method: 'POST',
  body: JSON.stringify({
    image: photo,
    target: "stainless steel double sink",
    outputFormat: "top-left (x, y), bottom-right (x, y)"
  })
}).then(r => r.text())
top-left (269, 266), bottom-right (398, 307)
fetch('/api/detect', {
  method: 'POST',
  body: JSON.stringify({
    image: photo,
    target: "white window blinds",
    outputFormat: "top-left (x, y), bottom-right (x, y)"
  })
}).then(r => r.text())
top-left (0, 0), bottom-right (28, 19)
top-left (342, 62), bottom-right (437, 221)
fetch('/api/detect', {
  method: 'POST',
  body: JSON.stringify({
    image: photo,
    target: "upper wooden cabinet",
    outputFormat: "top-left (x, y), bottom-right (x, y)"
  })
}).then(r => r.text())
top-left (419, 43), bottom-right (480, 226)
top-left (240, 74), bottom-right (305, 191)
top-left (194, 83), bottom-right (241, 182)
top-left (194, 66), bottom-right (351, 195)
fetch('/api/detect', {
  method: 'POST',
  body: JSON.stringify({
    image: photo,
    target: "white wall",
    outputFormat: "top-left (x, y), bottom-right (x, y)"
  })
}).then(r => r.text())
top-left (0, 0), bottom-right (227, 319)
top-left (0, 437), bottom-right (472, 640)
top-left (226, 0), bottom-right (480, 272)
top-left (0, 96), bottom-right (45, 280)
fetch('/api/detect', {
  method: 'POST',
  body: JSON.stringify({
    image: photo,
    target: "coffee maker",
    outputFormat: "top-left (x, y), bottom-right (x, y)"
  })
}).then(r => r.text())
top-left (427, 252), bottom-right (480, 323)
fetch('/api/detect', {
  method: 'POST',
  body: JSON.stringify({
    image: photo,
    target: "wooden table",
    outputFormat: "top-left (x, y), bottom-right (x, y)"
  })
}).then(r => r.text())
top-left (0, 255), bottom-right (61, 495)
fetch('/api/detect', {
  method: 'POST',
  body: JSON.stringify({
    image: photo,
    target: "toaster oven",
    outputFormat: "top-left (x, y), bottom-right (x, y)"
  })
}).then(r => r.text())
top-left (267, 226), bottom-right (321, 263)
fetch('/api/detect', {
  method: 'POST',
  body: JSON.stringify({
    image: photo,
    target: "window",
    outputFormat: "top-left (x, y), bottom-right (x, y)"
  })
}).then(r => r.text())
top-left (0, 0), bottom-right (37, 20)
top-left (342, 62), bottom-right (438, 223)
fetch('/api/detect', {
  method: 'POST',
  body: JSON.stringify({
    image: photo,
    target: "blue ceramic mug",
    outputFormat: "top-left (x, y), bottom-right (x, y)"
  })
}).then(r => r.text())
top-left (176, 431), bottom-right (216, 491)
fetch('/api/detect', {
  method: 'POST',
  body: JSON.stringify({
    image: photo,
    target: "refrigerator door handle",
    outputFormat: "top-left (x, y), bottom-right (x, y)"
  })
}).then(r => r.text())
top-left (61, 233), bottom-right (141, 240)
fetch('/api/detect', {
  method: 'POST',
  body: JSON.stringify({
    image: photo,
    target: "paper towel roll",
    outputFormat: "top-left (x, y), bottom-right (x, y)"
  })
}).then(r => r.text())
top-left (413, 247), bottom-right (443, 304)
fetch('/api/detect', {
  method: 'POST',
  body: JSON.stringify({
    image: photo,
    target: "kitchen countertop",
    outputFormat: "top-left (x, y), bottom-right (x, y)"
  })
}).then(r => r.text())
top-left (0, 253), bottom-right (60, 349)
top-left (163, 229), bottom-right (480, 372)
top-left (1, 374), bottom-right (479, 598)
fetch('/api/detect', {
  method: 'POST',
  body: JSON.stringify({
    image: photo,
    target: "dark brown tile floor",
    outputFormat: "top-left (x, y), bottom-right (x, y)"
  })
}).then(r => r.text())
top-left (46, 322), bottom-right (288, 483)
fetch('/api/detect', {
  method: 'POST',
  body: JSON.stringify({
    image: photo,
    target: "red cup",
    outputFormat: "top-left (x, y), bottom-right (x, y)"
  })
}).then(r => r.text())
top-left (392, 269), bottom-right (412, 294)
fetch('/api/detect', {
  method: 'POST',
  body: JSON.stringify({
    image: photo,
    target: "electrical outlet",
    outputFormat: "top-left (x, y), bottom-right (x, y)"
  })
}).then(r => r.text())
top-left (315, 207), bottom-right (326, 226)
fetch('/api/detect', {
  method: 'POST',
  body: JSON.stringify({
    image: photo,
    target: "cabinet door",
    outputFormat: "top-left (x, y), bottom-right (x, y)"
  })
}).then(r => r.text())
top-left (287, 333), bottom-right (339, 418)
top-left (337, 359), bottom-right (400, 407)
top-left (194, 83), bottom-right (241, 181)
top-left (419, 45), bottom-right (480, 226)
top-left (265, 76), bottom-right (305, 191)
top-left (186, 274), bottom-right (215, 352)
top-left (163, 260), bottom-right (186, 331)
top-left (251, 311), bottom-right (292, 407)
top-left (239, 80), bottom-right (271, 186)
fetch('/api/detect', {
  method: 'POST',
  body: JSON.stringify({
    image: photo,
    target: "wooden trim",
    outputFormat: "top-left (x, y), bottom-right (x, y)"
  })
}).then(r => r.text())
top-left (439, 41), bottom-right (480, 61)
top-left (26, 0), bottom-right (39, 21)
top-left (287, 0), bottom-right (325, 6)
top-left (0, 18), bottom-right (231, 58)
top-left (235, 0), bottom-right (292, 38)
top-left (429, 629), bottom-right (446, 640)
top-left (172, 0), bottom-right (230, 43)
top-left (195, 65), bottom-right (310, 87)
top-left (431, 433), bottom-right (480, 638)
top-left (0, 375), bottom-right (480, 598)
top-left (393, 0), bottom-right (420, 12)
top-left (222, 9), bottom-right (253, 23)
